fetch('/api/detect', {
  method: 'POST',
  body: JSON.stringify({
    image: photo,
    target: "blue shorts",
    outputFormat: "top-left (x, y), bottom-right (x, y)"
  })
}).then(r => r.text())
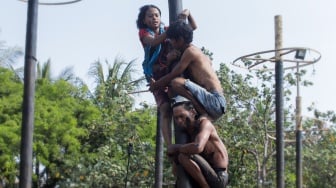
top-left (185, 79), bottom-right (226, 120)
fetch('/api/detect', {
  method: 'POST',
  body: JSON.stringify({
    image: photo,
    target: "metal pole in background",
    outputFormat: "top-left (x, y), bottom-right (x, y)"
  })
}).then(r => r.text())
top-left (154, 110), bottom-right (163, 188)
top-left (295, 62), bottom-right (302, 188)
top-left (274, 15), bottom-right (285, 188)
top-left (125, 143), bottom-right (133, 188)
top-left (19, 0), bottom-right (38, 187)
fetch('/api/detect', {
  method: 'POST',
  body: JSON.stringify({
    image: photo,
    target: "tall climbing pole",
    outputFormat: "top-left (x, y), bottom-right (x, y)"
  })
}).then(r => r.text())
top-left (168, 0), bottom-right (182, 22)
top-left (168, 1), bottom-right (194, 187)
top-left (154, 1), bottom-right (186, 186)
top-left (20, 0), bottom-right (38, 187)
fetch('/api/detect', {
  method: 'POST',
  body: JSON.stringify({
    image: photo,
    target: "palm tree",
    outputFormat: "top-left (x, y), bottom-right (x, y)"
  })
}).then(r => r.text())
top-left (0, 40), bottom-right (24, 81)
top-left (36, 58), bottom-right (52, 83)
top-left (88, 57), bottom-right (144, 111)
top-left (36, 58), bottom-right (86, 85)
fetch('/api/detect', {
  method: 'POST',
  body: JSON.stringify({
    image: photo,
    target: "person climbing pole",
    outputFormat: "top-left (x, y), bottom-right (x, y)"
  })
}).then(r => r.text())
top-left (136, 5), bottom-right (197, 146)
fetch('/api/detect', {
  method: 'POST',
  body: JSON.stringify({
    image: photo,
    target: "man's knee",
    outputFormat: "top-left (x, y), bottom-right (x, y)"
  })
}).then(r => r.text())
top-left (170, 77), bottom-right (185, 89)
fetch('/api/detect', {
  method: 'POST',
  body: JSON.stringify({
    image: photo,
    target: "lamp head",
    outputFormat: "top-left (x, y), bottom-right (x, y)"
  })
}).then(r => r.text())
top-left (295, 49), bottom-right (306, 60)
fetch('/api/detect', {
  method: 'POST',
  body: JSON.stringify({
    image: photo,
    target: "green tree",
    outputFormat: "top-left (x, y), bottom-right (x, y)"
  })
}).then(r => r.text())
top-left (32, 60), bottom-right (100, 187)
top-left (70, 57), bottom-right (156, 187)
top-left (291, 107), bottom-right (336, 188)
top-left (76, 106), bottom-right (157, 187)
top-left (0, 39), bottom-right (23, 81)
top-left (214, 59), bottom-right (335, 188)
top-left (37, 59), bottom-right (81, 85)
top-left (0, 67), bottom-right (23, 185)
top-left (0, 55), bottom-right (101, 187)
top-left (2, 41), bottom-right (334, 187)
top-left (33, 78), bottom-right (102, 187)
top-left (88, 57), bottom-right (144, 113)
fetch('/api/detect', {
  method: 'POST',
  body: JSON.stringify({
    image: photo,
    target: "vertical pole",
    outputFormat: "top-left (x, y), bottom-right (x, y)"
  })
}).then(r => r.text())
top-left (168, 1), bottom-right (193, 187)
top-left (168, 0), bottom-right (183, 24)
top-left (125, 143), bottom-right (133, 188)
top-left (154, 0), bottom-right (184, 186)
top-left (295, 62), bottom-right (302, 188)
top-left (154, 110), bottom-right (163, 188)
top-left (19, 0), bottom-right (38, 187)
top-left (274, 15), bottom-right (284, 188)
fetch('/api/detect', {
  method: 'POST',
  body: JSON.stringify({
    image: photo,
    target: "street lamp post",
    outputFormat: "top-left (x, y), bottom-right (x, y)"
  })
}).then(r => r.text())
top-left (274, 15), bottom-right (285, 188)
top-left (18, 1), bottom-right (82, 187)
top-left (231, 15), bottom-right (321, 188)
top-left (125, 143), bottom-right (133, 188)
top-left (19, 0), bottom-right (38, 187)
top-left (295, 49), bottom-right (306, 188)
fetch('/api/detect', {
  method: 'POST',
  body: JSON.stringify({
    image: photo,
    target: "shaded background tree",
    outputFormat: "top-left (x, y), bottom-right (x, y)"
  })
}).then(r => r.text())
top-left (0, 40), bottom-right (335, 187)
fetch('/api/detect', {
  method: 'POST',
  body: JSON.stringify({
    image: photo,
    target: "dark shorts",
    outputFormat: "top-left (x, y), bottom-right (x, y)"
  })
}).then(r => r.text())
top-left (191, 154), bottom-right (229, 188)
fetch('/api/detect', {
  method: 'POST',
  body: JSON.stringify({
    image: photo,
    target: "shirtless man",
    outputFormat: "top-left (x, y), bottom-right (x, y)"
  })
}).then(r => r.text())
top-left (168, 96), bottom-right (229, 188)
top-left (150, 20), bottom-right (226, 121)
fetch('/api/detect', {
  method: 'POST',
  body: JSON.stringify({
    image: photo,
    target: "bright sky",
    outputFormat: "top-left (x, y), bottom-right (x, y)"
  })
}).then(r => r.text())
top-left (1, 0), bottom-right (335, 116)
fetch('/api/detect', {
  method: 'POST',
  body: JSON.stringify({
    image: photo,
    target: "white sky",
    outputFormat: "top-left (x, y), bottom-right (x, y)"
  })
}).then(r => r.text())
top-left (1, 0), bottom-right (335, 116)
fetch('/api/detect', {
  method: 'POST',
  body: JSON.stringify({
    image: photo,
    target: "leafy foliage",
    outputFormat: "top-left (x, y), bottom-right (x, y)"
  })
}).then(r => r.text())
top-left (0, 42), bottom-right (334, 188)
top-left (0, 67), bottom-right (22, 185)
top-left (215, 61), bottom-right (335, 188)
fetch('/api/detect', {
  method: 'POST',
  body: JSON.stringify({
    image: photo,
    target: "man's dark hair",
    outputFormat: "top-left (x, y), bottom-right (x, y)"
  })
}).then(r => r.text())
top-left (166, 20), bottom-right (193, 44)
top-left (172, 101), bottom-right (194, 111)
top-left (136, 5), bottom-right (161, 29)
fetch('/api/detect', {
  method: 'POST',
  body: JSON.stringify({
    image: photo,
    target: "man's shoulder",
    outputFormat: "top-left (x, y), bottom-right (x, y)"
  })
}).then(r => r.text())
top-left (180, 45), bottom-right (199, 59)
top-left (183, 45), bottom-right (203, 57)
top-left (185, 44), bottom-right (200, 51)
top-left (198, 118), bottom-right (215, 129)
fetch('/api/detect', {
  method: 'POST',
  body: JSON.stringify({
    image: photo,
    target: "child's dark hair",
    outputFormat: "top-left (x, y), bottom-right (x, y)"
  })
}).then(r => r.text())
top-left (166, 20), bottom-right (193, 44)
top-left (136, 4), bottom-right (161, 29)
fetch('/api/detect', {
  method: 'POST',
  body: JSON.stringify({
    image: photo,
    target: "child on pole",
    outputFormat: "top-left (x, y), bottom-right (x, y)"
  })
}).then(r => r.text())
top-left (136, 5), bottom-right (197, 146)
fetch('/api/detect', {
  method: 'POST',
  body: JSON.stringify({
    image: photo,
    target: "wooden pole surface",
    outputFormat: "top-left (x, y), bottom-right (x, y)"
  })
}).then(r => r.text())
top-left (274, 15), bottom-right (285, 188)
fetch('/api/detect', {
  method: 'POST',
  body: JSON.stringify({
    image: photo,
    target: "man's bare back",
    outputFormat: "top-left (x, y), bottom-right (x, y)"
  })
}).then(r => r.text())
top-left (182, 45), bottom-right (223, 93)
top-left (151, 20), bottom-right (226, 120)
top-left (151, 44), bottom-right (223, 93)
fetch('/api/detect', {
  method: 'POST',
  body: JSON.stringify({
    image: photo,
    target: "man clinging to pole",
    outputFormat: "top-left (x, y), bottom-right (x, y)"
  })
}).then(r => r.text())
top-left (168, 96), bottom-right (229, 188)
top-left (150, 20), bottom-right (226, 122)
